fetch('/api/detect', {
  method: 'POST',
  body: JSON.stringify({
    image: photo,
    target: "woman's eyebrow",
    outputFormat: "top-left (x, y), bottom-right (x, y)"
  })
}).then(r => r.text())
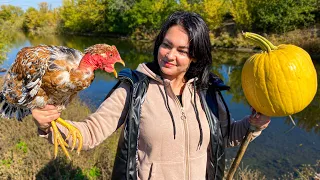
top-left (163, 38), bottom-right (189, 49)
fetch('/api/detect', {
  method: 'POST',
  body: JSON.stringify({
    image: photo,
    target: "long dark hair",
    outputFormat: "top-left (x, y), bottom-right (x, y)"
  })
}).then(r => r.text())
top-left (151, 11), bottom-right (212, 89)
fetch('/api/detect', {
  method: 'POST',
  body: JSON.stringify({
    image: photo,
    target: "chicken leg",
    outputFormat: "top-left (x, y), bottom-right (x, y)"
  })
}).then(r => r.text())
top-left (50, 117), bottom-right (83, 160)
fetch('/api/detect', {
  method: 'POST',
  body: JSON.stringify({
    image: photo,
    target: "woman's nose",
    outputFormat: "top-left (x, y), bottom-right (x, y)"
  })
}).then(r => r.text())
top-left (166, 50), bottom-right (176, 60)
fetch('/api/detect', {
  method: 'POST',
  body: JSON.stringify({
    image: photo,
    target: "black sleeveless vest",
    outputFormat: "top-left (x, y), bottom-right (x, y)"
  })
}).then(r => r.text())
top-left (109, 68), bottom-right (230, 180)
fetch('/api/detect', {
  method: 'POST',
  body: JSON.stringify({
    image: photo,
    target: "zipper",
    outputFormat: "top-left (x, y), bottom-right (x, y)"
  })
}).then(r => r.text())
top-left (168, 84), bottom-right (190, 180)
top-left (182, 108), bottom-right (190, 180)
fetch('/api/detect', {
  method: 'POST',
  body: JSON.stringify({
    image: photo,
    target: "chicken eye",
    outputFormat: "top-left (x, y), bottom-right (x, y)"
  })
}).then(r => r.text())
top-left (110, 54), bottom-right (113, 57)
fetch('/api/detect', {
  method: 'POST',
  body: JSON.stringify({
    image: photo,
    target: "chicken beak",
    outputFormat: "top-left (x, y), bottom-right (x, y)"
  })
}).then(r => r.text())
top-left (112, 59), bottom-right (124, 78)
top-left (118, 59), bottom-right (125, 67)
top-left (113, 70), bottom-right (118, 78)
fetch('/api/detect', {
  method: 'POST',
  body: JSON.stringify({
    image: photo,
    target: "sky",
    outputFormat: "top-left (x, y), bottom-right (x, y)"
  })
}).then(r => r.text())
top-left (1, 0), bottom-right (62, 10)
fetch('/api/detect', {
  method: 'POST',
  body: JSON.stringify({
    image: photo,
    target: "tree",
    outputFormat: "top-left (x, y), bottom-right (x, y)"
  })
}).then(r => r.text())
top-left (228, 0), bottom-right (317, 33)
top-left (23, 3), bottom-right (60, 35)
top-left (229, 0), bottom-right (252, 30)
top-left (100, 0), bottom-right (133, 34)
top-left (0, 5), bottom-right (24, 29)
top-left (60, 0), bottom-right (105, 33)
top-left (0, 5), bottom-right (23, 21)
top-left (126, 0), bottom-right (178, 39)
top-left (195, 0), bottom-right (228, 30)
top-left (23, 7), bottom-right (40, 31)
top-left (0, 5), bottom-right (24, 62)
top-left (249, 0), bottom-right (316, 33)
top-left (39, 2), bottom-right (49, 14)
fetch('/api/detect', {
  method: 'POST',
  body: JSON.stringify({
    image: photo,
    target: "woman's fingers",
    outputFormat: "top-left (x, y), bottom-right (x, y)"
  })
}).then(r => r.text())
top-left (38, 104), bottom-right (58, 111)
top-left (249, 112), bottom-right (271, 130)
top-left (32, 105), bottom-right (61, 124)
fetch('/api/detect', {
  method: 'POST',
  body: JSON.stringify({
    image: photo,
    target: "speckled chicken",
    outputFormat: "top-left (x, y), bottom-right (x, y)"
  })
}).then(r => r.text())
top-left (0, 44), bottom-right (125, 160)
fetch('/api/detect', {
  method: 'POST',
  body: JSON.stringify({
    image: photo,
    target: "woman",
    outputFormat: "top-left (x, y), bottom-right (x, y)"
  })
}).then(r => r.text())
top-left (32, 11), bottom-right (270, 180)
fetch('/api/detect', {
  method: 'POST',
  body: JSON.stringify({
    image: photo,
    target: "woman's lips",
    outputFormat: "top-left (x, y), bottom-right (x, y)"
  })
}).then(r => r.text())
top-left (163, 61), bottom-right (175, 68)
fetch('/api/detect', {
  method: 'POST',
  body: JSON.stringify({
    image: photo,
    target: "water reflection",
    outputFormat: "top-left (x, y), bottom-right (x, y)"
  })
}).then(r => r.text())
top-left (212, 50), bottom-right (250, 103)
top-left (292, 61), bottom-right (320, 134)
top-left (1, 32), bottom-right (319, 177)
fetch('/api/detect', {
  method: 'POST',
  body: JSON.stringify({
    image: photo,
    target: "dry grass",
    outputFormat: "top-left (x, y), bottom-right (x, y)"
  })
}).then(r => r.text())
top-left (224, 159), bottom-right (267, 180)
top-left (266, 27), bottom-right (320, 55)
top-left (236, 167), bottom-right (266, 180)
top-left (211, 26), bottom-right (320, 56)
top-left (277, 160), bottom-right (320, 180)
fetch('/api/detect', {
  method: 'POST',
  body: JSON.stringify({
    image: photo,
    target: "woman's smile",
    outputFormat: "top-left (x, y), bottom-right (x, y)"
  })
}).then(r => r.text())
top-left (162, 60), bottom-right (176, 68)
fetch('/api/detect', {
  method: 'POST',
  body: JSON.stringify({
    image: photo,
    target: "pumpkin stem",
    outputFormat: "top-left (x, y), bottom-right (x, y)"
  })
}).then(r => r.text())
top-left (243, 32), bottom-right (278, 52)
top-left (250, 32), bottom-right (278, 50)
top-left (245, 35), bottom-right (271, 52)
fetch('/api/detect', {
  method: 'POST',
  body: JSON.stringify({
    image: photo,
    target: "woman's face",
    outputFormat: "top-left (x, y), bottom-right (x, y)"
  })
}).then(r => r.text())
top-left (158, 25), bottom-right (193, 81)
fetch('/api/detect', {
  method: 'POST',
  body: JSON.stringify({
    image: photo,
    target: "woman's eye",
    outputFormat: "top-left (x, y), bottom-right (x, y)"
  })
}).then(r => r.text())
top-left (161, 43), bottom-right (170, 48)
top-left (179, 50), bottom-right (188, 54)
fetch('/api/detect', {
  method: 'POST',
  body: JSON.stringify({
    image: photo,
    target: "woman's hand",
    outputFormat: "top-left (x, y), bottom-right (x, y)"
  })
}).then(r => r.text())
top-left (249, 108), bottom-right (271, 130)
top-left (32, 105), bottom-right (61, 131)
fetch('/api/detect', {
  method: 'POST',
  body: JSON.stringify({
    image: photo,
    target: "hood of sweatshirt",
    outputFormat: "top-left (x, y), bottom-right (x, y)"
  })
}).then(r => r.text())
top-left (136, 63), bottom-right (162, 83)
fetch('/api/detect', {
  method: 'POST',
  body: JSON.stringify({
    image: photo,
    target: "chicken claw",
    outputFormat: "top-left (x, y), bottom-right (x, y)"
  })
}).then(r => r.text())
top-left (56, 117), bottom-right (83, 154)
top-left (51, 120), bottom-right (71, 160)
top-left (51, 117), bottom-right (83, 160)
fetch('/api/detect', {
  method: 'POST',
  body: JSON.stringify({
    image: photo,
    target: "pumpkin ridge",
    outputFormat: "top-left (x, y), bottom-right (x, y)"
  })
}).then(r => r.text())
top-left (290, 48), bottom-right (305, 112)
top-left (257, 53), bottom-right (273, 114)
top-left (264, 53), bottom-right (276, 115)
top-left (242, 55), bottom-right (257, 110)
top-left (262, 52), bottom-right (278, 115)
top-left (279, 50), bottom-right (303, 114)
top-left (291, 47), bottom-right (316, 110)
top-left (275, 51), bottom-right (292, 114)
top-left (286, 48), bottom-right (304, 112)
top-left (253, 54), bottom-right (264, 112)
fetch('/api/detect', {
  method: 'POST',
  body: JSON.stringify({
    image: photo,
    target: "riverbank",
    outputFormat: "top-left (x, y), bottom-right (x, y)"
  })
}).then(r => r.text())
top-left (25, 23), bottom-right (320, 58)
top-left (116, 25), bottom-right (320, 60)
top-left (210, 25), bottom-right (320, 56)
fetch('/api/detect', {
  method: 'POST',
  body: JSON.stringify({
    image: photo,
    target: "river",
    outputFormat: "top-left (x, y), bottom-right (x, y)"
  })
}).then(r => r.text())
top-left (1, 32), bottom-right (319, 178)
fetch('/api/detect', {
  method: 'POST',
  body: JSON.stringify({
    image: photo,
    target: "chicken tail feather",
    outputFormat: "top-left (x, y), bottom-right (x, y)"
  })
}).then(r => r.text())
top-left (0, 92), bottom-right (3, 102)
top-left (0, 92), bottom-right (31, 121)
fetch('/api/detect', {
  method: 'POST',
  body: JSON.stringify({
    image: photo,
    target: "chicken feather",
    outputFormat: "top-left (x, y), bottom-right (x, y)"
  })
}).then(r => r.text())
top-left (0, 44), bottom-right (123, 121)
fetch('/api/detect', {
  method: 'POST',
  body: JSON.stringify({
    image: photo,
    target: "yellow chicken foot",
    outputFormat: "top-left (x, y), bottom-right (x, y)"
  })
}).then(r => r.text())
top-left (51, 120), bottom-right (71, 160)
top-left (55, 117), bottom-right (83, 155)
